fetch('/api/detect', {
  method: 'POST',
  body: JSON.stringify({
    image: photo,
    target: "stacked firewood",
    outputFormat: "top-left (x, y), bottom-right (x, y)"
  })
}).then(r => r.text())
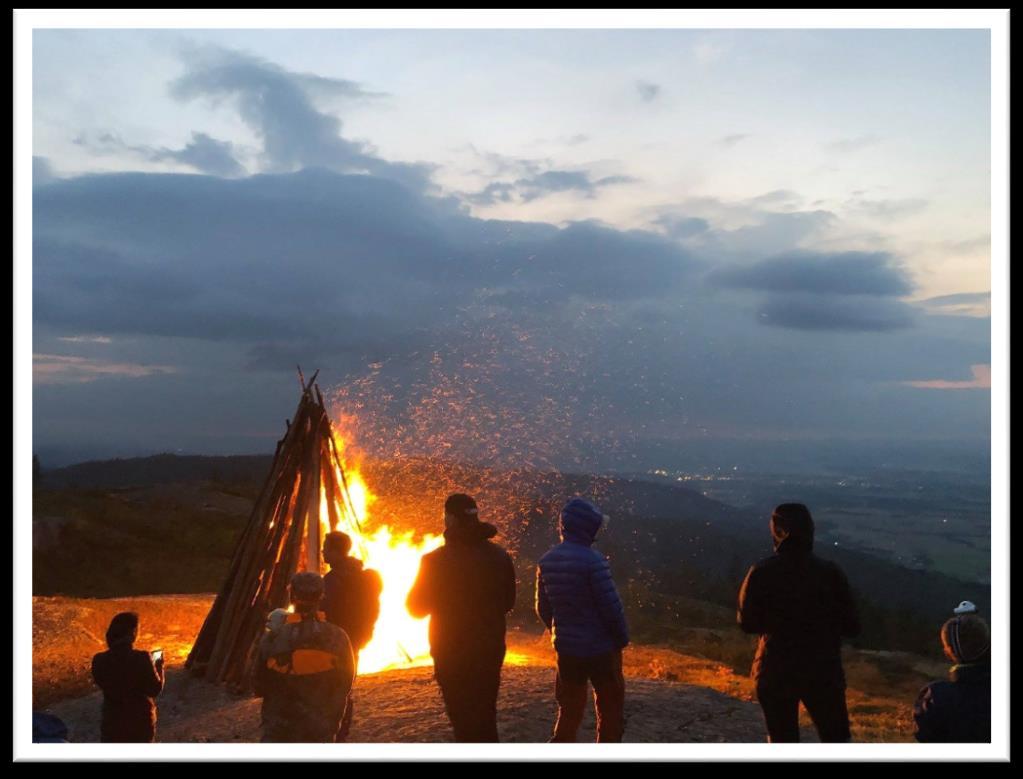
top-left (185, 370), bottom-right (363, 691)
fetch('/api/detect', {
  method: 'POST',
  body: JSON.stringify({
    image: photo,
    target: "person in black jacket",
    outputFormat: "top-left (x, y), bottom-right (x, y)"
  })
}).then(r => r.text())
top-left (91, 612), bottom-right (165, 742)
top-left (914, 611), bottom-right (991, 742)
top-left (322, 530), bottom-right (383, 741)
top-left (737, 503), bottom-right (860, 742)
top-left (406, 493), bottom-right (517, 742)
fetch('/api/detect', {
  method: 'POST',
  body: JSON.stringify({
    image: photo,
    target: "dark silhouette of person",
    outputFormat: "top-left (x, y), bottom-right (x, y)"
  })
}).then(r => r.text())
top-left (536, 497), bottom-right (629, 742)
top-left (255, 572), bottom-right (356, 742)
top-left (321, 530), bottom-right (383, 741)
top-left (32, 712), bottom-right (69, 743)
top-left (90, 611), bottom-right (165, 742)
top-left (914, 611), bottom-right (991, 742)
top-left (406, 493), bottom-right (516, 742)
top-left (737, 502), bottom-right (860, 743)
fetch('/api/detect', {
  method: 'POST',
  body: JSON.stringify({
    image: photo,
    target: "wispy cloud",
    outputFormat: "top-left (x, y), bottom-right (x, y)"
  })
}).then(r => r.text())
top-left (168, 46), bottom-right (431, 189)
top-left (462, 153), bottom-right (636, 206)
top-left (918, 291), bottom-right (990, 317)
top-left (718, 134), bottom-right (751, 148)
top-left (57, 335), bottom-right (113, 344)
top-left (694, 40), bottom-right (728, 66)
top-left (33, 354), bottom-right (177, 384)
top-left (74, 130), bottom-right (246, 177)
top-left (846, 196), bottom-right (928, 221)
top-left (904, 364), bottom-right (991, 390)
top-left (827, 134), bottom-right (882, 153)
top-left (635, 80), bottom-right (661, 103)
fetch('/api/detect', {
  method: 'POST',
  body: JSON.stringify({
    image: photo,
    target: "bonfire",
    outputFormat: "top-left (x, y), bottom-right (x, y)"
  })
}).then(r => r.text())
top-left (186, 370), bottom-right (441, 690)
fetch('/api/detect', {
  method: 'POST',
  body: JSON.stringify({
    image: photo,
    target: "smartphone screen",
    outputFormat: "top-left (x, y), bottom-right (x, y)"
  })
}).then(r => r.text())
top-left (152, 649), bottom-right (163, 662)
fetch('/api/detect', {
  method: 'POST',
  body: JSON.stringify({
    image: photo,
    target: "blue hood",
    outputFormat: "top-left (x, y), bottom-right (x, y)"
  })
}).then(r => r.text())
top-left (559, 498), bottom-right (604, 545)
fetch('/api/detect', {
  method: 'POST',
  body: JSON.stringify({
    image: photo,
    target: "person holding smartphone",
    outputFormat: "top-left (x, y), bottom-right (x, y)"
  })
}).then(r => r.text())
top-left (91, 612), bottom-right (166, 742)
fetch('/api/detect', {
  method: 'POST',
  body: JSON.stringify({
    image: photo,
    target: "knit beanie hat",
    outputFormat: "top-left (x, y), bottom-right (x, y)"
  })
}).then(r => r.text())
top-left (941, 613), bottom-right (991, 664)
top-left (290, 571), bottom-right (325, 611)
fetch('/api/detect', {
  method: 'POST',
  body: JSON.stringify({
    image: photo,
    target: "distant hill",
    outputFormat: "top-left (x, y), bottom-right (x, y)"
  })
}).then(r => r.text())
top-left (32, 453), bottom-right (988, 658)
top-left (38, 453), bottom-right (274, 489)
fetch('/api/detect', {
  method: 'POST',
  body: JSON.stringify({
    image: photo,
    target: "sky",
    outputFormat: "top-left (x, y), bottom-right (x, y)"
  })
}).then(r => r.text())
top-left (29, 26), bottom-right (994, 470)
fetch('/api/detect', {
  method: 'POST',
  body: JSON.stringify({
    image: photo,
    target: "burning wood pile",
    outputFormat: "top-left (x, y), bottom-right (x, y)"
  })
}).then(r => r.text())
top-left (186, 370), bottom-right (367, 690)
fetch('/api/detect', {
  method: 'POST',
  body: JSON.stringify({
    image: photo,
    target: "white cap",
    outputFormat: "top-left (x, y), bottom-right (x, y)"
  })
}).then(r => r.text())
top-left (953, 600), bottom-right (977, 615)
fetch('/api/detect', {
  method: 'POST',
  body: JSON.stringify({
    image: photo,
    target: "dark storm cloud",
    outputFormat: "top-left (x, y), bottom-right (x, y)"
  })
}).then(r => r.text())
top-left (33, 168), bottom-right (694, 371)
top-left (169, 47), bottom-right (432, 190)
top-left (465, 170), bottom-right (635, 205)
top-left (635, 80), bottom-right (661, 102)
top-left (710, 250), bottom-right (913, 297)
top-left (756, 295), bottom-right (916, 332)
top-left (32, 164), bottom-right (992, 460)
top-left (32, 48), bottom-right (988, 460)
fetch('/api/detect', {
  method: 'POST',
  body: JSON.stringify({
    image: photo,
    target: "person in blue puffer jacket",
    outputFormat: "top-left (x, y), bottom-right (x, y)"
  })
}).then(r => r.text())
top-left (535, 497), bottom-right (629, 742)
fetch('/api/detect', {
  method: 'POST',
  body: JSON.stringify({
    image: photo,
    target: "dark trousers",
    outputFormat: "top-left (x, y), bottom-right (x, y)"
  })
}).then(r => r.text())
top-left (550, 650), bottom-right (626, 743)
top-left (335, 651), bottom-right (359, 743)
top-left (434, 647), bottom-right (505, 742)
top-left (756, 677), bottom-right (851, 743)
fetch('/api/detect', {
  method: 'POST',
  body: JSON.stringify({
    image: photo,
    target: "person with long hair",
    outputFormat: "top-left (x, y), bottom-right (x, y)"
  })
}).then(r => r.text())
top-left (91, 612), bottom-right (165, 742)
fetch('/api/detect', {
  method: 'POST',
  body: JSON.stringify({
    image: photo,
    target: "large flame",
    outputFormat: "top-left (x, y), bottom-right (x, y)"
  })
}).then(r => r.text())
top-left (320, 434), bottom-right (443, 674)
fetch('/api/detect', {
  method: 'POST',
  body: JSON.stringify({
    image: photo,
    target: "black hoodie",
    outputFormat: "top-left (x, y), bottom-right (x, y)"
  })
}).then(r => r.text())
top-left (407, 520), bottom-right (516, 663)
top-left (737, 514), bottom-right (861, 685)
top-left (322, 556), bottom-right (383, 652)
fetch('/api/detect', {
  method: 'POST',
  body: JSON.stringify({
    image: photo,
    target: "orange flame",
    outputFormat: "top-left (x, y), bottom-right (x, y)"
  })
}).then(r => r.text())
top-left (319, 432), bottom-right (442, 674)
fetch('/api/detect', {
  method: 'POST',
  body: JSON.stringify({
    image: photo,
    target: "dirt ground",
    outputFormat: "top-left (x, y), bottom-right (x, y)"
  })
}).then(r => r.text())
top-left (40, 594), bottom-right (933, 743)
top-left (45, 662), bottom-right (796, 744)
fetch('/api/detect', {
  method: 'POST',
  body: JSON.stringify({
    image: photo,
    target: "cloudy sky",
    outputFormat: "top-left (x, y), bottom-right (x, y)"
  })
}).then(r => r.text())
top-left (29, 27), bottom-right (993, 469)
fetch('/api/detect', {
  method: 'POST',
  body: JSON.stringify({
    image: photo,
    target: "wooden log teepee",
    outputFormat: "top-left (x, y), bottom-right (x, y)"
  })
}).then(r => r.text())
top-left (185, 370), bottom-right (365, 691)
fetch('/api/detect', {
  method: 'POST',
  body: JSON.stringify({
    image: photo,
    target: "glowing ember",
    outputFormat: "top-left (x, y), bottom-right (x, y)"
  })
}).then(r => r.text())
top-left (319, 434), bottom-right (443, 674)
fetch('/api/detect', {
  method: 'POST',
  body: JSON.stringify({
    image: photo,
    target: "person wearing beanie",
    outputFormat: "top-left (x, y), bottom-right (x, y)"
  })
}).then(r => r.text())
top-left (535, 497), bottom-right (629, 742)
top-left (737, 503), bottom-right (861, 742)
top-left (255, 572), bottom-right (356, 742)
top-left (90, 611), bottom-right (165, 742)
top-left (321, 530), bottom-right (383, 741)
top-left (407, 494), bottom-right (517, 742)
top-left (914, 611), bottom-right (991, 742)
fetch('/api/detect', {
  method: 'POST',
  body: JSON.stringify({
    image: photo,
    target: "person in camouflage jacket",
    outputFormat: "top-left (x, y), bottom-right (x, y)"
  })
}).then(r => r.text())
top-left (255, 572), bottom-right (356, 742)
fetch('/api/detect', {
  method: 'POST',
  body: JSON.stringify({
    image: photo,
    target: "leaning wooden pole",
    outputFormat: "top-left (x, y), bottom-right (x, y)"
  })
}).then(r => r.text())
top-left (186, 371), bottom-right (356, 691)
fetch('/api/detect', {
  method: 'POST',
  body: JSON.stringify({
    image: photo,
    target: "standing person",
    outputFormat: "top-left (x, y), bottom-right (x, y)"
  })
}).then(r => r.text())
top-left (535, 498), bottom-right (629, 743)
top-left (322, 530), bottom-right (383, 741)
top-left (406, 493), bottom-right (517, 742)
top-left (255, 572), bottom-right (356, 742)
top-left (91, 611), bottom-right (165, 743)
top-left (737, 502), bottom-right (861, 743)
top-left (914, 610), bottom-right (991, 742)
